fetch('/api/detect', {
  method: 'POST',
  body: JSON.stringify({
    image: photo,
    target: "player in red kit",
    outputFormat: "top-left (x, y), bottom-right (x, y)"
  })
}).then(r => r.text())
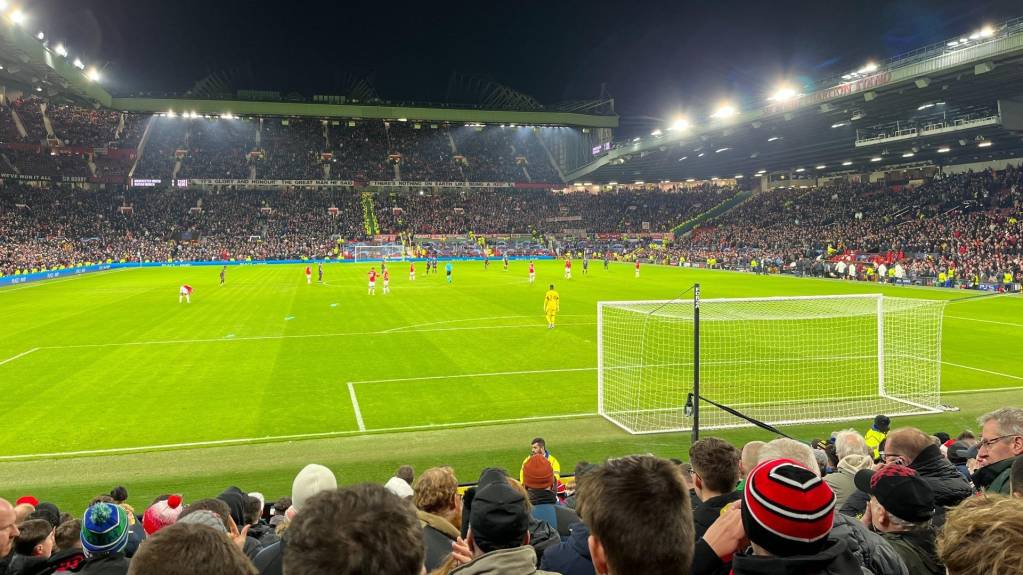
top-left (383, 269), bottom-right (391, 294)
top-left (635, 260), bottom-right (641, 278)
top-left (528, 260), bottom-right (536, 285)
top-left (409, 262), bottom-right (415, 281)
top-left (305, 265), bottom-right (312, 284)
top-left (368, 268), bottom-right (377, 295)
top-left (179, 284), bottom-right (193, 303)
top-left (564, 257), bottom-right (572, 279)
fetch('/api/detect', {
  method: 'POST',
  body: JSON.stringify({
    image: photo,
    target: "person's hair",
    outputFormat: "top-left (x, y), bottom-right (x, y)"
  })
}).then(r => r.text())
top-left (395, 465), bottom-right (415, 485)
top-left (127, 523), bottom-right (257, 575)
top-left (54, 519), bottom-right (81, 551)
top-left (13, 519), bottom-right (51, 556)
top-left (979, 408), bottom-right (1023, 436)
top-left (284, 484), bottom-right (424, 575)
top-left (57, 513), bottom-right (73, 527)
top-left (89, 495), bottom-right (115, 507)
top-left (413, 467), bottom-right (458, 515)
top-left (531, 437), bottom-right (546, 449)
top-left (1011, 457), bottom-right (1023, 497)
top-left (759, 438), bottom-right (820, 475)
top-left (957, 430), bottom-right (976, 441)
top-left (178, 499), bottom-right (233, 531)
top-left (578, 455), bottom-right (694, 574)
top-left (272, 497), bottom-right (291, 516)
top-left (688, 437), bottom-right (740, 493)
top-left (938, 495), bottom-right (1023, 574)
top-left (885, 428), bottom-right (934, 460)
top-left (245, 497), bottom-right (262, 525)
top-left (813, 449), bottom-right (830, 473)
top-left (109, 486), bottom-right (128, 503)
top-left (740, 441), bottom-right (766, 475)
top-left (834, 429), bottom-right (871, 460)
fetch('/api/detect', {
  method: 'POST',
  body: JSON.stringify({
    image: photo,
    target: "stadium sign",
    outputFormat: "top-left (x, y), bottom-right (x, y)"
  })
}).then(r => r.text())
top-left (767, 71), bottom-right (893, 114)
top-left (188, 179), bottom-right (357, 187)
top-left (1, 173), bottom-right (88, 183)
top-left (367, 181), bottom-right (514, 188)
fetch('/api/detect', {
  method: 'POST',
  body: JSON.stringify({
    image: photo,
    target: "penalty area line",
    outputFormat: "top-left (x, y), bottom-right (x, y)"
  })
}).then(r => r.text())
top-left (0, 347), bottom-right (39, 367)
top-left (347, 382), bottom-right (366, 432)
top-left (0, 412), bottom-right (599, 461)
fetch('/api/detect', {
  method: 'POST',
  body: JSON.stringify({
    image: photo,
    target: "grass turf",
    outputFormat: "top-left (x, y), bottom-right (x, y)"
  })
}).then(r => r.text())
top-left (0, 261), bottom-right (1020, 511)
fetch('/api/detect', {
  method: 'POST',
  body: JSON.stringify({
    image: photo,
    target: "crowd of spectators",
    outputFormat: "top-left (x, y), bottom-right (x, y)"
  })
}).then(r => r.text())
top-left (1, 408), bottom-right (1021, 574)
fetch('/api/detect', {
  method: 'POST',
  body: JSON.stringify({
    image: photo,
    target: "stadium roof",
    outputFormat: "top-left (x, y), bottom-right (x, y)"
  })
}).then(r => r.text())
top-left (570, 18), bottom-right (1023, 183)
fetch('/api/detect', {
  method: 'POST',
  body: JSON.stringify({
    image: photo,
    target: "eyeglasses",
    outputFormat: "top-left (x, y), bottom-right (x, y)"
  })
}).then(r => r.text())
top-left (978, 434), bottom-right (1021, 450)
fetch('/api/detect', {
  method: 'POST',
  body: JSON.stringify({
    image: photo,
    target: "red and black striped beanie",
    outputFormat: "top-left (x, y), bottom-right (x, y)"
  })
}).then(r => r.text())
top-left (741, 458), bottom-right (836, 557)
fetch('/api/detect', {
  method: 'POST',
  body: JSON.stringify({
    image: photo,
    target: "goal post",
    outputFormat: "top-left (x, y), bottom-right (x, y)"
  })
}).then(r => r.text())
top-left (353, 244), bottom-right (406, 262)
top-left (596, 293), bottom-right (947, 435)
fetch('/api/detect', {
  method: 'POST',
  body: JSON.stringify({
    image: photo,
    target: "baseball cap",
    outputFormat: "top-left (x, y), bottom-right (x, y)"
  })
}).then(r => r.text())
top-left (854, 464), bottom-right (935, 523)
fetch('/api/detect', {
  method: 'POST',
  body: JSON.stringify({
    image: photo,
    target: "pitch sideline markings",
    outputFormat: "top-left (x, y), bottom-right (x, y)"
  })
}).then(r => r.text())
top-left (0, 268), bottom-right (130, 294)
top-left (945, 315), bottom-right (1023, 328)
top-left (0, 348), bottom-right (39, 367)
top-left (0, 412), bottom-right (599, 461)
top-left (940, 360), bottom-right (1023, 381)
top-left (346, 382), bottom-right (366, 432)
top-left (941, 385), bottom-right (1023, 395)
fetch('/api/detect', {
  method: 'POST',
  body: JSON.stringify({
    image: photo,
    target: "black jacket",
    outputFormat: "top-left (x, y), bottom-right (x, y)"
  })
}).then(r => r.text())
top-left (418, 510), bottom-right (460, 573)
top-left (253, 537), bottom-right (285, 575)
top-left (37, 549), bottom-right (87, 574)
top-left (77, 554), bottom-right (129, 575)
top-left (730, 539), bottom-right (869, 575)
top-left (692, 491), bottom-right (741, 539)
top-left (527, 517), bottom-right (561, 566)
top-left (539, 521), bottom-right (594, 575)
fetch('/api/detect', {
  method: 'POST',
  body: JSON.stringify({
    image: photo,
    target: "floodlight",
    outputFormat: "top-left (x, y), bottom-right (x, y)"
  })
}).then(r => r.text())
top-left (651, 129), bottom-right (662, 136)
top-left (795, 167), bottom-right (805, 173)
top-left (937, 147), bottom-right (950, 153)
top-left (769, 86), bottom-right (797, 102)
top-left (55, 43), bottom-right (67, 57)
top-left (859, 62), bottom-right (878, 73)
top-left (35, 31), bottom-right (43, 40)
top-left (9, 9), bottom-right (25, 25)
top-left (816, 165), bottom-right (826, 169)
top-left (710, 104), bottom-right (736, 119)
top-left (870, 157), bottom-right (882, 162)
top-left (767, 136), bottom-right (780, 142)
top-left (842, 161), bottom-right (853, 166)
top-left (677, 156), bottom-right (687, 162)
top-left (86, 67), bottom-right (100, 82)
top-left (669, 117), bottom-right (689, 131)
top-left (72, 58), bottom-right (84, 69)
top-left (978, 141), bottom-right (992, 148)
top-left (831, 122), bottom-right (848, 128)
top-left (632, 137), bottom-right (640, 142)
top-left (734, 174), bottom-right (744, 179)
top-left (715, 147), bottom-right (729, 153)
top-left (686, 178), bottom-right (695, 182)
top-left (902, 152), bottom-right (914, 158)
top-left (979, 25), bottom-right (994, 38)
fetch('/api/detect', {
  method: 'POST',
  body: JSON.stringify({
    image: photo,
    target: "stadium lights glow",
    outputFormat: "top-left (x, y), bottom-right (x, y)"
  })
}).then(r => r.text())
top-left (634, 180), bottom-right (644, 185)
top-left (902, 152), bottom-right (915, 158)
top-left (858, 62), bottom-right (878, 74)
top-left (398, 118), bottom-right (407, 122)
top-left (918, 103), bottom-right (934, 110)
top-left (677, 156), bottom-right (688, 162)
top-left (0, 1), bottom-right (6, 10)
top-left (768, 86), bottom-right (798, 102)
top-left (831, 122), bottom-right (848, 128)
top-left (767, 136), bottom-right (780, 142)
top-left (735, 174), bottom-right (744, 179)
top-left (697, 152), bottom-right (705, 157)
top-left (978, 141), bottom-right (992, 148)
top-left (795, 167), bottom-right (806, 173)
top-left (583, 182), bottom-right (593, 186)
top-left (842, 161), bottom-right (853, 166)
top-left (166, 110), bottom-right (176, 117)
top-left (816, 165), bottom-right (826, 169)
top-left (54, 43), bottom-right (67, 57)
top-left (72, 58), bottom-right (85, 70)
top-left (34, 86), bottom-right (41, 92)
top-left (86, 67), bottom-right (101, 82)
top-left (669, 117), bottom-right (690, 131)
top-left (715, 147), bottom-right (730, 153)
top-left (710, 104), bottom-right (737, 119)
top-left (870, 157), bottom-right (882, 162)
top-left (651, 129), bottom-right (663, 136)
top-left (9, 9), bottom-right (25, 25)
top-left (632, 137), bottom-right (641, 142)
top-left (711, 177), bottom-right (719, 181)
top-left (608, 181), bottom-right (617, 185)
top-left (35, 31), bottom-right (43, 40)
top-left (975, 25), bottom-right (995, 39)
top-left (937, 146), bottom-right (951, 153)
top-left (686, 178), bottom-right (695, 182)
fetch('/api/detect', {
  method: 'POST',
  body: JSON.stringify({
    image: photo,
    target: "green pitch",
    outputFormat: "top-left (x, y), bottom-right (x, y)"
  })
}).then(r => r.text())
top-left (0, 261), bottom-right (1020, 511)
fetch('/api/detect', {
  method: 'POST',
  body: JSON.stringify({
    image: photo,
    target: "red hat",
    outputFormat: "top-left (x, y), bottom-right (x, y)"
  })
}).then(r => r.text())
top-left (15, 496), bottom-right (38, 508)
top-left (742, 459), bottom-right (835, 557)
top-left (522, 454), bottom-right (555, 489)
top-left (142, 495), bottom-right (184, 535)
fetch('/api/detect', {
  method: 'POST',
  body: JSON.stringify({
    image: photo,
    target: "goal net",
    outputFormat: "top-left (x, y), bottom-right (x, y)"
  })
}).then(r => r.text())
top-left (353, 244), bottom-right (406, 262)
top-left (597, 294), bottom-right (946, 435)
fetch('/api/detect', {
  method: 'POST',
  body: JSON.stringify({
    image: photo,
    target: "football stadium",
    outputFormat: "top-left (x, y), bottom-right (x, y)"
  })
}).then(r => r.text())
top-left (1, 3), bottom-right (1023, 574)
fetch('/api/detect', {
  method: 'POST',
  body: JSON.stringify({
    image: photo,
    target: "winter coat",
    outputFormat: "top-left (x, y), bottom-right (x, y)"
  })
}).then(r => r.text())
top-left (865, 428), bottom-right (887, 460)
top-left (538, 521), bottom-right (594, 575)
top-left (76, 554), bottom-right (129, 575)
top-left (830, 514), bottom-right (908, 575)
top-left (526, 489), bottom-right (580, 537)
top-left (973, 455), bottom-right (1018, 495)
top-left (248, 522), bottom-right (280, 548)
top-left (6, 554), bottom-right (46, 575)
top-left (825, 455), bottom-right (874, 510)
top-left (881, 530), bottom-right (944, 575)
top-left (730, 538), bottom-right (870, 575)
top-left (451, 546), bottom-right (559, 575)
top-left (418, 509), bottom-right (460, 572)
top-left (527, 517), bottom-right (560, 566)
top-left (692, 491), bottom-right (741, 539)
top-left (253, 537), bottom-right (285, 575)
top-left (38, 548), bottom-right (86, 574)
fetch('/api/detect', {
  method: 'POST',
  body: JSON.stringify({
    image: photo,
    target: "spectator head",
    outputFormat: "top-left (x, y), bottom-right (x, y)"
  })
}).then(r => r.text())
top-left (28, 502), bottom-right (61, 530)
top-left (177, 499), bottom-right (232, 533)
top-left (80, 502), bottom-right (130, 557)
top-left (688, 437), bottom-right (741, 497)
top-left (883, 427), bottom-right (934, 465)
top-left (530, 437), bottom-right (547, 456)
top-left (291, 464), bottom-right (338, 517)
top-left (248, 492), bottom-right (265, 516)
top-left (13, 519), bottom-right (54, 558)
top-left (740, 441), bottom-right (766, 477)
top-left (977, 408), bottom-right (1023, 467)
top-left (127, 523), bottom-right (257, 575)
top-left (54, 519), bottom-right (81, 552)
top-left (413, 467), bottom-right (460, 524)
top-left (854, 464), bottom-right (935, 532)
top-left (874, 415), bottom-right (892, 433)
top-left (284, 484), bottom-right (424, 575)
top-left (215, 487), bottom-right (248, 530)
top-left (467, 479), bottom-right (530, 555)
top-left (743, 458), bottom-right (836, 557)
top-left (834, 429), bottom-right (871, 460)
top-left (269, 497), bottom-right (291, 527)
top-left (245, 497), bottom-right (262, 526)
top-left (759, 438), bottom-right (820, 475)
top-left (935, 432), bottom-right (951, 445)
top-left (938, 495), bottom-right (1023, 575)
top-left (0, 498), bottom-right (17, 558)
top-left (1012, 457), bottom-right (1023, 498)
top-left (395, 464), bottom-right (415, 485)
top-left (13, 503), bottom-right (35, 525)
top-left (109, 486), bottom-right (128, 504)
top-left (177, 510), bottom-right (228, 534)
top-left (522, 453), bottom-right (556, 490)
top-left (384, 476), bottom-right (414, 500)
top-left (578, 455), bottom-right (694, 575)
top-left (142, 495), bottom-right (183, 535)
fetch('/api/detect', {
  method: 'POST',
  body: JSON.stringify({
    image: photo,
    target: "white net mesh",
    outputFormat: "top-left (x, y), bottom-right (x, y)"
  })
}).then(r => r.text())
top-left (353, 244), bottom-right (406, 262)
top-left (597, 295), bottom-right (946, 434)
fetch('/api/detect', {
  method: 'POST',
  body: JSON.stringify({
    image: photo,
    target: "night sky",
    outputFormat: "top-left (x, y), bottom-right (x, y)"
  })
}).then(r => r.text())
top-left (27, 0), bottom-right (1023, 126)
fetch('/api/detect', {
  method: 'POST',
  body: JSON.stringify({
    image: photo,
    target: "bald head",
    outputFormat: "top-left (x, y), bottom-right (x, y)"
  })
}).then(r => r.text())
top-left (883, 428), bottom-right (933, 464)
top-left (0, 498), bottom-right (20, 558)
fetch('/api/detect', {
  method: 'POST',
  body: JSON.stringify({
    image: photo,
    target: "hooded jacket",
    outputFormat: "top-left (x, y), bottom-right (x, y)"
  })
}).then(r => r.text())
top-left (730, 538), bottom-right (870, 575)
top-left (538, 521), bottom-right (594, 575)
top-left (825, 455), bottom-right (874, 509)
top-left (452, 546), bottom-right (559, 575)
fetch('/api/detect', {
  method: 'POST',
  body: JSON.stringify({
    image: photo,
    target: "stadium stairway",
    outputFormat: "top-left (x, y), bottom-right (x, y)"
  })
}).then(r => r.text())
top-left (671, 189), bottom-right (753, 239)
top-left (40, 102), bottom-right (56, 138)
top-left (8, 106), bottom-right (27, 140)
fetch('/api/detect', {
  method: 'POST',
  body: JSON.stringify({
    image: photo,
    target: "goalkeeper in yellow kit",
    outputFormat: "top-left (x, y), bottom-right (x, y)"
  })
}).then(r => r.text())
top-left (544, 284), bottom-right (560, 329)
